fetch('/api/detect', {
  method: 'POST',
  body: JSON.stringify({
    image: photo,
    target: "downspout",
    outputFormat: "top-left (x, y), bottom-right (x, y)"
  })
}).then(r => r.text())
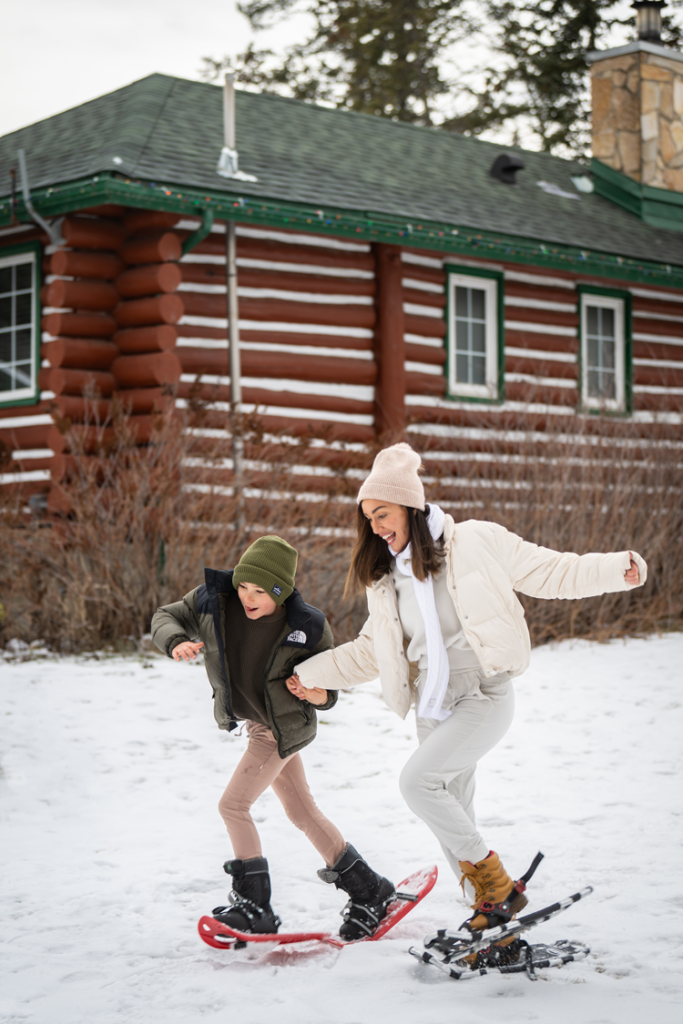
top-left (222, 73), bottom-right (244, 505)
top-left (181, 207), bottom-right (214, 256)
top-left (17, 149), bottom-right (65, 246)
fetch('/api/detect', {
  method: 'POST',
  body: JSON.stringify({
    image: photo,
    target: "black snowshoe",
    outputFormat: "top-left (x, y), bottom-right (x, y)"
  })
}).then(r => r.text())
top-left (212, 856), bottom-right (281, 934)
top-left (318, 843), bottom-right (395, 941)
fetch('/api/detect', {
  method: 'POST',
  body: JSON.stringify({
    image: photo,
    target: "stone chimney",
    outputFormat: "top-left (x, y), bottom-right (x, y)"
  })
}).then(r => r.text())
top-left (588, 1), bottom-right (683, 191)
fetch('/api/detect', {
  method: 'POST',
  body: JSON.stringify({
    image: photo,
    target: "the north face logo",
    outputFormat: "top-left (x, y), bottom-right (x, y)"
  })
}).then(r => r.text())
top-left (286, 630), bottom-right (307, 644)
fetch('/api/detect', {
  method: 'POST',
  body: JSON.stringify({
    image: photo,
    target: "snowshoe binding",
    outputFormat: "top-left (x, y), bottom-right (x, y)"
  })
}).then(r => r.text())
top-left (318, 843), bottom-right (395, 941)
top-left (212, 856), bottom-right (281, 936)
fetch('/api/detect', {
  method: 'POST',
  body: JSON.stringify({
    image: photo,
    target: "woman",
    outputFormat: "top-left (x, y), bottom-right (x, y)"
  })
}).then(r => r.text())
top-left (287, 442), bottom-right (646, 941)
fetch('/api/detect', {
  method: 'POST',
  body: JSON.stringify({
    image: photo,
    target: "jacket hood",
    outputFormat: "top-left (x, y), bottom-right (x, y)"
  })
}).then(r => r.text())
top-left (202, 567), bottom-right (326, 651)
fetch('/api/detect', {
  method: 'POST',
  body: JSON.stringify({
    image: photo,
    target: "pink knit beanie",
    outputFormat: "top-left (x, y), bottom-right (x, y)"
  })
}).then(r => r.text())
top-left (357, 442), bottom-right (425, 510)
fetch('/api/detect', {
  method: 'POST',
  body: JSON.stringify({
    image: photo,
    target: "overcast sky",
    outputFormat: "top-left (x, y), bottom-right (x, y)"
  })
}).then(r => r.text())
top-left (1, 0), bottom-right (644, 142)
top-left (0, 0), bottom-right (309, 137)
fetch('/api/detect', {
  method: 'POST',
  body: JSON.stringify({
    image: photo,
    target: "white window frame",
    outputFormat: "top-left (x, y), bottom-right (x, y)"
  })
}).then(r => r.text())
top-left (580, 293), bottom-right (626, 413)
top-left (446, 271), bottom-right (500, 400)
top-left (0, 248), bottom-right (38, 405)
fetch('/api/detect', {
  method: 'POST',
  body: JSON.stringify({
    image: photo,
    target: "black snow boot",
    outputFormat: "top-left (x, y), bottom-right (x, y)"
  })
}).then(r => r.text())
top-left (318, 844), bottom-right (395, 941)
top-left (212, 856), bottom-right (281, 934)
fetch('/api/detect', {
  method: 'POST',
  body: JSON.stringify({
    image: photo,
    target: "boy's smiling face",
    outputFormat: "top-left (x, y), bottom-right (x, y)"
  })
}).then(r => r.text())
top-left (237, 581), bottom-right (279, 619)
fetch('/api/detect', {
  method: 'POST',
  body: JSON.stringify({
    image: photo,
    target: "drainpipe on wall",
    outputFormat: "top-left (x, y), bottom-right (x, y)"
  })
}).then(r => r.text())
top-left (222, 73), bottom-right (244, 509)
top-left (17, 149), bottom-right (65, 245)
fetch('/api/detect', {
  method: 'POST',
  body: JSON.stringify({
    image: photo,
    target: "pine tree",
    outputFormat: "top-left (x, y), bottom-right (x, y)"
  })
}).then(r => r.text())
top-left (201, 0), bottom-right (683, 157)
top-left (201, 0), bottom-right (473, 126)
top-left (447, 0), bottom-right (683, 158)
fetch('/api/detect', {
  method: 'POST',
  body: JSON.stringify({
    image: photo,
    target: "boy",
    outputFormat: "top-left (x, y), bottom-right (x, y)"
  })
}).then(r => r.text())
top-left (151, 535), bottom-right (393, 939)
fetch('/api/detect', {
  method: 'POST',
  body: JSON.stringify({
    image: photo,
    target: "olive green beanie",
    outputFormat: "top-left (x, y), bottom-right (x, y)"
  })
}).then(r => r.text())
top-left (232, 535), bottom-right (298, 605)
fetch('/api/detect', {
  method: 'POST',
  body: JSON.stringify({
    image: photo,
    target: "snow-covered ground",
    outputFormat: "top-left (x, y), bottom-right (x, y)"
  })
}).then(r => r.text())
top-left (1, 633), bottom-right (682, 1024)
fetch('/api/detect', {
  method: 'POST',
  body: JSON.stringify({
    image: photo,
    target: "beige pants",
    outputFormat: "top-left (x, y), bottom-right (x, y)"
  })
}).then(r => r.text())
top-left (399, 670), bottom-right (515, 870)
top-left (218, 720), bottom-right (345, 865)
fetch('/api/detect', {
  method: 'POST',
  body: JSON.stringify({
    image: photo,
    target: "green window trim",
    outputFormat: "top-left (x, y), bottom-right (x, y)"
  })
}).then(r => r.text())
top-left (0, 240), bottom-right (42, 410)
top-left (577, 285), bottom-right (633, 416)
top-left (443, 263), bottom-right (504, 404)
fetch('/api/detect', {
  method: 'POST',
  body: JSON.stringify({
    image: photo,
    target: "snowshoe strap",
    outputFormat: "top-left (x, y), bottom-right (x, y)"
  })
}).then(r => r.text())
top-left (227, 893), bottom-right (281, 929)
top-left (518, 851), bottom-right (544, 888)
top-left (507, 851), bottom-right (545, 902)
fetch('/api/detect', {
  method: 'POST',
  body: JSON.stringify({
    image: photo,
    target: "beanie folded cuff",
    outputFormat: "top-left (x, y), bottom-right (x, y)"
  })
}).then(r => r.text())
top-left (357, 483), bottom-right (425, 510)
top-left (232, 566), bottom-right (292, 605)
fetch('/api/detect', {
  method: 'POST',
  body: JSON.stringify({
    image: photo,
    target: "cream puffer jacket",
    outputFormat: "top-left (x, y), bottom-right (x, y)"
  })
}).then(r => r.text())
top-left (296, 515), bottom-right (647, 719)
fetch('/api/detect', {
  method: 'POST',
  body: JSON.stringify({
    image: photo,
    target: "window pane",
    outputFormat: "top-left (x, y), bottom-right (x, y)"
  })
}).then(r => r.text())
top-left (15, 292), bottom-right (32, 326)
top-left (450, 276), bottom-right (495, 393)
top-left (0, 297), bottom-right (11, 330)
top-left (472, 354), bottom-right (486, 385)
top-left (587, 369), bottom-right (599, 397)
top-left (15, 328), bottom-right (31, 361)
top-left (15, 263), bottom-right (32, 291)
top-left (14, 363), bottom-right (32, 388)
top-left (601, 339), bottom-right (615, 370)
top-left (0, 255), bottom-right (35, 398)
top-left (470, 321), bottom-right (486, 353)
top-left (470, 288), bottom-right (486, 320)
top-left (0, 332), bottom-right (12, 363)
top-left (587, 337), bottom-right (599, 368)
top-left (600, 307), bottom-right (615, 339)
top-left (455, 319), bottom-right (469, 352)
top-left (456, 353), bottom-right (469, 382)
top-left (586, 306), bottom-right (598, 336)
top-left (600, 370), bottom-right (615, 399)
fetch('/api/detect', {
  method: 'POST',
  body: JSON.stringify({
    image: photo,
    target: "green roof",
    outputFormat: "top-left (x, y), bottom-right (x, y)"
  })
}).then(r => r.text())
top-left (1, 72), bottom-right (682, 269)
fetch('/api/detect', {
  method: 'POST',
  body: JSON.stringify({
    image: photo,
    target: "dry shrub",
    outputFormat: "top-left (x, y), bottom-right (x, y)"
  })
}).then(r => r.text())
top-left (0, 404), bottom-right (681, 651)
top-left (417, 414), bottom-right (683, 644)
top-left (0, 405), bottom-right (368, 651)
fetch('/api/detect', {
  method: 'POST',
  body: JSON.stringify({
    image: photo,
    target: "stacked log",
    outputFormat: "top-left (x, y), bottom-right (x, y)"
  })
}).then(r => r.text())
top-left (41, 214), bottom-right (130, 509)
top-left (110, 210), bottom-right (183, 415)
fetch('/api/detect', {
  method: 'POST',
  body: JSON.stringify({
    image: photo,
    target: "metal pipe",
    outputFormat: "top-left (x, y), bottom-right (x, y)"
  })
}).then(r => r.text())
top-left (17, 149), bottom-right (64, 245)
top-left (223, 74), bottom-right (244, 506)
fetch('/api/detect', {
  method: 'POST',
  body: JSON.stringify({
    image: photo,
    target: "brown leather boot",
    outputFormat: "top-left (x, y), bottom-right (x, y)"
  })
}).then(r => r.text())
top-left (458, 851), bottom-right (529, 962)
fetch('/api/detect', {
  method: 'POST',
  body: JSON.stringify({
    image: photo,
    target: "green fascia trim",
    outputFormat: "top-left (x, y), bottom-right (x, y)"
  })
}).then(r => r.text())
top-left (0, 239), bottom-right (42, 410)
top-left (2, 170), bottom-right (683, 290)
top-left (443, 264), bottom-right (505, 405)
top-left (577, 284), bottom-right (633, 417)
top-left (592, 158), bottom-right (683, 231)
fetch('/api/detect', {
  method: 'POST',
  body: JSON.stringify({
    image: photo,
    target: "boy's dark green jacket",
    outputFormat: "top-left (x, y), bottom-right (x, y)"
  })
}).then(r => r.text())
top-left (151, 568), bottom-right (337, 759)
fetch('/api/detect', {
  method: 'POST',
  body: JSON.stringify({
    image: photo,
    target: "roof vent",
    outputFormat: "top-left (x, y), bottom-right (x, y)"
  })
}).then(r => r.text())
top-left (490, 154), bottom-right (525, 185)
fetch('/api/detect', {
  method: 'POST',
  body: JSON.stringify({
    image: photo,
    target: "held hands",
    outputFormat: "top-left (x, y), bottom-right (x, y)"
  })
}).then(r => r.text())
top-left (286, 673), bottom-right (328, 706)
top-left (624, 552), bottom-right (640, 587)
top-left (172, 640), bottom-right (204, 662)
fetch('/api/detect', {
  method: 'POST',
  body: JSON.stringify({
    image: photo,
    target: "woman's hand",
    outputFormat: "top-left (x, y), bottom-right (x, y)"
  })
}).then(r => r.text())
top-left (172, 640), bottom-right (204, 662)
top-left (624, 552), bottom-right (640, 586)
top-left (286, 673), bottom-right (328, 706)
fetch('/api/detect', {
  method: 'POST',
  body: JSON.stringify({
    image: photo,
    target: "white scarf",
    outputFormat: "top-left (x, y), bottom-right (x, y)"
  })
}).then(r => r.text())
top-left (390, 503), bottom-right (451, 721)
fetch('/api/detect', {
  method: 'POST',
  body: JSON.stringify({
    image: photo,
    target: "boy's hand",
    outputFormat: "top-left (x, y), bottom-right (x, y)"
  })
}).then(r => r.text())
top-left (172, 640), bottom-right (204, 662)
top-left (286, 673), bottom-right (328, 706)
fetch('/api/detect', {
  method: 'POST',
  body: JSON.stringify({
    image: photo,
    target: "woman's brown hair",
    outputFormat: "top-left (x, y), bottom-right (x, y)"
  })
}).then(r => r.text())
top-left (344, 504), bottom-right (445, 596)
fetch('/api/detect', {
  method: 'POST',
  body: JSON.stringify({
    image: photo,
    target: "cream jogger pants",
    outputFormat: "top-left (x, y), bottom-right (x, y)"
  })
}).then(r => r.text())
top-left (398, 670), bottom-right (515, 870)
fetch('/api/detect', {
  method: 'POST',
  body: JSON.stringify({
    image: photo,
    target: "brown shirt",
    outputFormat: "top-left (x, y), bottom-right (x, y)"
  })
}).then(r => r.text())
top-left (224, 598), bottom-right (287, 726)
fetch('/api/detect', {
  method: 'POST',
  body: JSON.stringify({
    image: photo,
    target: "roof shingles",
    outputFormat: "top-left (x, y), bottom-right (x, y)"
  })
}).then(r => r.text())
top-left (1, 73), bottom-right (682, 266)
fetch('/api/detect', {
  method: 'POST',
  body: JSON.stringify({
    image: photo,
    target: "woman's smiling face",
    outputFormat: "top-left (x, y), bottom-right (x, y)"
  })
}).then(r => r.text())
top-left (360, 499), bottom-right (410, 553)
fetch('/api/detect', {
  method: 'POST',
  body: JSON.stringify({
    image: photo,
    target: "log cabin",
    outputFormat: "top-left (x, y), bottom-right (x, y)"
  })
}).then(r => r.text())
top-left (1, 10), bottom-right (682, 515)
